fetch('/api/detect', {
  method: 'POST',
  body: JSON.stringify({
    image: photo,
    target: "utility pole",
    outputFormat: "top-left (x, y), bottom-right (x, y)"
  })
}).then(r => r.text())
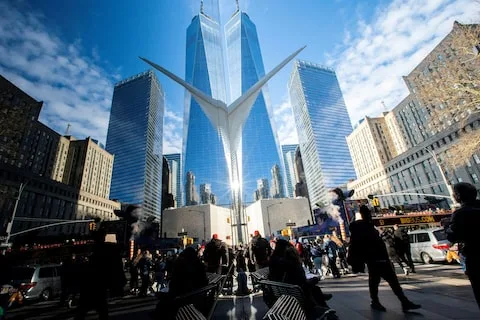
top-left (3, 181), bottom-right (28, 246)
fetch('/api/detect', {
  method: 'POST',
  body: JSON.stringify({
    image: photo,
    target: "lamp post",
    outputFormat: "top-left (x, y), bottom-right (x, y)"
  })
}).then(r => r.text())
top-left (188, 209), bottom-right (206, 242)
top-left (3, 181), bottom-right (28, 247)
top-left (424, 147), bottom-right (456, 205)
top-left (266, 202), bottom-right (282, 238)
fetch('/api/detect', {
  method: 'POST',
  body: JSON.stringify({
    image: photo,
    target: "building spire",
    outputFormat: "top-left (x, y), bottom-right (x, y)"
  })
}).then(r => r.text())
top-left (200, 0), bottom-right (204, 14)
top-left (236, 0), bottom-right (239, 11)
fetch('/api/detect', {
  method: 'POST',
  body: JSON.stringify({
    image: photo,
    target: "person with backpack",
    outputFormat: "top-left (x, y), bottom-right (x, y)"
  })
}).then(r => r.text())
top-left (203, 234), bottom-right (228, 274)
top-left (311, 238), bottom-right (324, 278)
top-left (249, 230), bottom-right (271, 270)
top-left (323, 235), bottom-right (341, 278)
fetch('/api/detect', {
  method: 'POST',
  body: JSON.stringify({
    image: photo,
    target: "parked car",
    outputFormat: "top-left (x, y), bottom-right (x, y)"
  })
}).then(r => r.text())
top-left (408, 228), bottom-right (450, 264)
top-left (9, 264), bottom-right (62, 301)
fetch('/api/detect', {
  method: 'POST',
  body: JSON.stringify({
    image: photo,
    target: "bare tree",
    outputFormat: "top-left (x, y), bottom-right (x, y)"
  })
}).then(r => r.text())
top-left (414, 22), bottom-right (480, 168)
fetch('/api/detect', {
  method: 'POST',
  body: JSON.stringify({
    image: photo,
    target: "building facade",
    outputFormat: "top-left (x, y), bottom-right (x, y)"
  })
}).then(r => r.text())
top-left (281, 144), bottom-right (299, 198)
top-left (0, 75), bottom-right (119, 239)
top-left (294, 146), bottom-right (309, 199)
top-left (288, 60), bottom-right (356, 206)
top-left (106, 71), bottom-right (164, 218)
top-left (347, 115), bottom-right (396, 178)
top-left (53, 136), bottom-right (114, 199)
top-left (185, 171), bottom-right (199, 206)
top-left (225, 11), bottom-right (285, 203)
top-left (183, 10), bottom-right (230, 206)
top-left (164, 153), bottom-right (182, 208)
top-left (270, 164), bottom-right (285, 199)
top-left (347, 22), bottom-right (480, 206)
top-left (254, 178), bottom-right (270, 201)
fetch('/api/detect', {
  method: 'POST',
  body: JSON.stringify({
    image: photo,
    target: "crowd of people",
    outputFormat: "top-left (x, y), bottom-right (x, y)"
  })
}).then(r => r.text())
top-left (2, 181), bottom-right (479, 319)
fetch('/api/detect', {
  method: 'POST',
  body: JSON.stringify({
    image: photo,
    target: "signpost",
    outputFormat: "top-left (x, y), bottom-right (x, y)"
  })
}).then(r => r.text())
top-left (178, 228), bottom-right (188, 248)
top-left (286, 220), bottom-right (296, 239)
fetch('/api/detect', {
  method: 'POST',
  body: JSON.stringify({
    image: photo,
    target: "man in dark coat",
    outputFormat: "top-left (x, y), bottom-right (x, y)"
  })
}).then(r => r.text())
top-left (249, 230), bottom-right (271, 270)
top-left (446, 182), bottom-right (480, 308)
top-left (203, 234), bottom-right (228, 274)
top-left (348, 206), bottom-right (421, 312)
top-left (74, 231), bottom-right (126, 320)
top-left (393, 224), bottom-right (415, 273)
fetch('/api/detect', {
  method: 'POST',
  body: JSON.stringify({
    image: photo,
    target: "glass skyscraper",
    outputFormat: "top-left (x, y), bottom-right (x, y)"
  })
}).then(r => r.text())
top-left (183, 6), bottom-right (285, 206)
top-left (106, 70), bottom-right (164, 217)
top-left (183, 10), bottom-right (231, 206)
top-left (288, 60), bottom-right (356, 206)
top-left (225, 11), bottom-right (284, 203)
top-left (164, 153), bottom-right (182, 208)
top-left (281, 144), bottom-right (299, 198)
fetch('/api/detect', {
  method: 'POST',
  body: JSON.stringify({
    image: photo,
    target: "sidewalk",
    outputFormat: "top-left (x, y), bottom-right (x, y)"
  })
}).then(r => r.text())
top-left (213, 265), bottom-right (480, 319)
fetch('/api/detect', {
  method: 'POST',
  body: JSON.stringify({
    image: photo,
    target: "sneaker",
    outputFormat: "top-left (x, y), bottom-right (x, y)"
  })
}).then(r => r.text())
top-left (403, 268), bottom-right (410, 276)
top-left (370, 301), bottom-right (386, 312)
top-left (402, 301), bottom-right (421, 312)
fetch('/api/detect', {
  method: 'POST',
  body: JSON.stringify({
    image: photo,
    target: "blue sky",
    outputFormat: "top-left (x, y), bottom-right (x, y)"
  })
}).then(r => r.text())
top-left (0, 0), bottom-right (477, 154)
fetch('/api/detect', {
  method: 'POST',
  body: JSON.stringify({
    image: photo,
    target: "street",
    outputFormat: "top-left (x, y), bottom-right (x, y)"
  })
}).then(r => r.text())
top-left (6, 263), bottom-right (479, 320)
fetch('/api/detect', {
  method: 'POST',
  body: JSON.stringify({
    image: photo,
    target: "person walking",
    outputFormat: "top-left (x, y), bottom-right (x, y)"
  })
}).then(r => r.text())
top-left (380, 228), bottom-right (409, 275)
top-left (203, 234), bottom-right (228, 274)
top-left (75, 230), bottom-right (126, 320)
top-left (393, 224), bottom-right (415, 273)
top-left (138, 250), bottom-right (154, 296)
top-left (249, 230), bottom-right (271, 270)
top-left (446, 182), bottom-right (480, 308)
top-left (129, 249), bottom-right (142, 295)
top-left (311, 238), bottom-right (324, 279)
top-left (323, 235), bottom-right (341, 278)
top-left (348, 205), bottom-right (421, 312)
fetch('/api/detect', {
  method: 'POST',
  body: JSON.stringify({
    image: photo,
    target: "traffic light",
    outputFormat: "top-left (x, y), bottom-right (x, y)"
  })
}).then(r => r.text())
top-left (88, 222), bottom-right (97, 231)
top-left (372, 198), bottom-right (380, 207)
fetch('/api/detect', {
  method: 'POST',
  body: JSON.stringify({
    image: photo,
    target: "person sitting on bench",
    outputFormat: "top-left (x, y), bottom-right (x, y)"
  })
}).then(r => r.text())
top-left (268, 239), bottom-right (332, 311)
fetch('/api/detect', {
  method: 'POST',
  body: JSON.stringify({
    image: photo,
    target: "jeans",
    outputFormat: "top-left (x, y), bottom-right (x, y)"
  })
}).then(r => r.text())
top-left (313, 257), bottom-right (323, 277)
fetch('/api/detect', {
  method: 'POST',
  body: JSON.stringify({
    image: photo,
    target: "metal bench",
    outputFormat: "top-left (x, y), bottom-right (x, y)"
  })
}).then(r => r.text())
top-left (263, 294), bottom-right (307, 320)
top-left (251, 267), bottom-right (270, 292)
top-left (176, 304), bottom-right (207, 320)
top-left (259, 280), bottom-right (338, 320)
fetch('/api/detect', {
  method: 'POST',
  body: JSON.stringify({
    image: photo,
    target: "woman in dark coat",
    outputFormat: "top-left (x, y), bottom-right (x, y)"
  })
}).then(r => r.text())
top-left (268, 239), bottom-right (332, 314)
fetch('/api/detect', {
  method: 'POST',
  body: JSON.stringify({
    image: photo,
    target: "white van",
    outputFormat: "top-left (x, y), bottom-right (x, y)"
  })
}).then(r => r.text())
top-left (408, 228), bottom-right (450, 264)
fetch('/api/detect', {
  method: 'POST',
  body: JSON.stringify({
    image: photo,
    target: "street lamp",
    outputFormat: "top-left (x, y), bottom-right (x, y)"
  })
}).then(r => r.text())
top-left (188, 209), bottom-right (206, 242)
top-left (3, 181), bottom-right (28, 246)
top-left (266, 202), bottom-right (282, 237)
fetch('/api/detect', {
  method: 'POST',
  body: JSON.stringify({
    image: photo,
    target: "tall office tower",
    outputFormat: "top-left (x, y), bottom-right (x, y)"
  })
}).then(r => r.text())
top-left (225, 10), bottom-right (284, 202)
top-left (281, 144), bottom-right (299, 198)
top-left (254, 178), bottom-right (270, 201)
top-left (270, 164), bottom-right (285, 199)
top-left (294, 146), bottom-right (309, 199)
top-left (289, 60), bottom-right (356, 206)
top-left (164, 153), bottom-right (182, 207)
top-left (200, 183), bottom-right (215, 204)
top-left (106, 71), bottom-right (164, 218)
top-left (183, 6), bottom-right (230, 205)
top-left (347, 115), bottom-right (396, 179)
top-left (162, 157), bottom-right (175, 210)
top-left (185, 171), bottom-right (199, 206)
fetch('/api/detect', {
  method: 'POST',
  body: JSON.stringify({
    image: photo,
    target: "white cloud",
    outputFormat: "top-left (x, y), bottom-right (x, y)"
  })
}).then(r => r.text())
top-left (329, 0), bottom-right (479, 125)
top-left (162, 105), bottom-right (183, 154)
top-left (0, 2), bottom-right (116, 143)
top-left (272, 97), bottom-right (299, 145)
